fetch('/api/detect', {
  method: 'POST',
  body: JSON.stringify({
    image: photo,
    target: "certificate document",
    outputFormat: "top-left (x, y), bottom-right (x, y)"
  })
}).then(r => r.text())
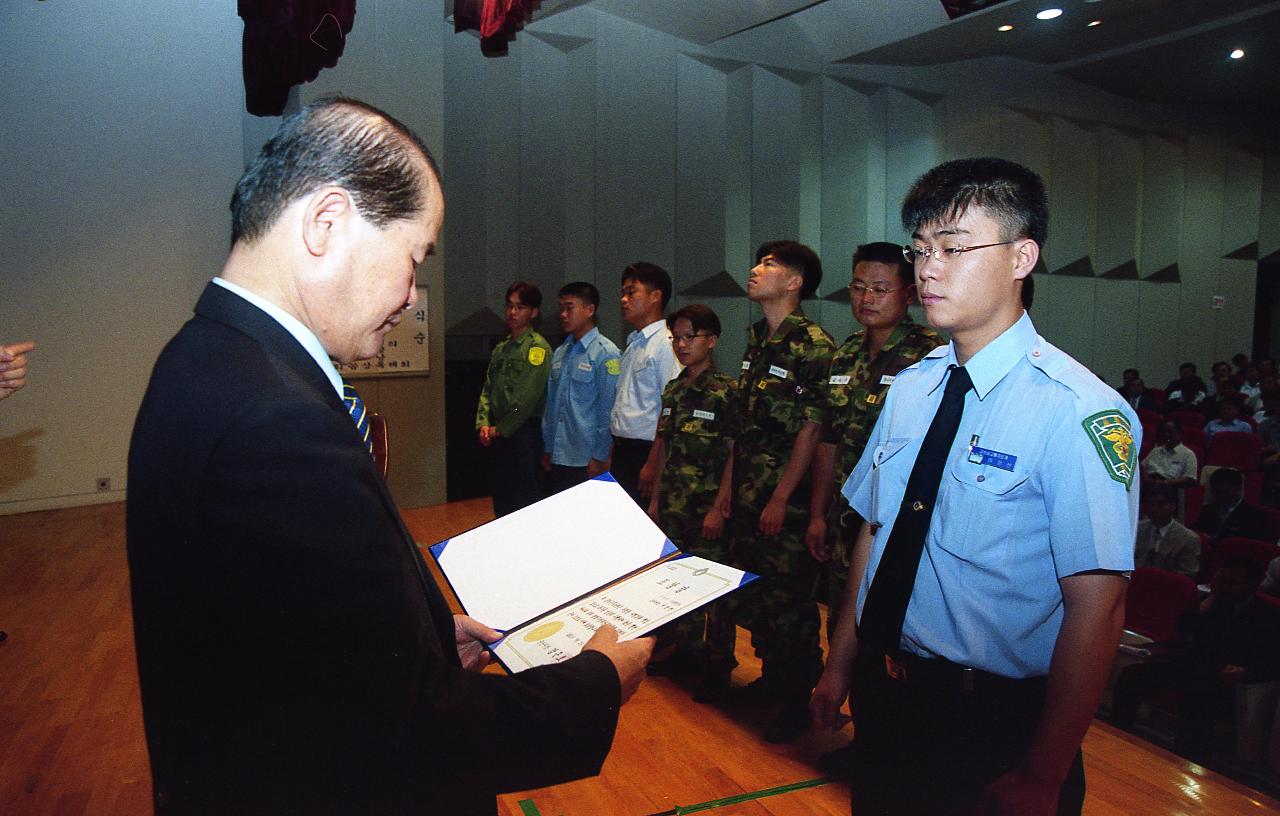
top-left (428, 475), bottom-right (758, 673)
top-left (495, 555), bottom-right (748, 671)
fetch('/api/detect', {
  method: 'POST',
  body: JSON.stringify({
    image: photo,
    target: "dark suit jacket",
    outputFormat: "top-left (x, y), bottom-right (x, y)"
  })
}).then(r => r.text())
top-left (128, 284), bottom-right (620, 815)
top-left (1193, 499), bottom-right (1274, 542)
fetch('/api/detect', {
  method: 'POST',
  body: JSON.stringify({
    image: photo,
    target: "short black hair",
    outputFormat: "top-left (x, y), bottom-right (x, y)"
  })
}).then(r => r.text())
top-left (756, 240), bottom-right (823, 300)
top-left (621, 262), bottom-right (673, 309)
top-left (667, 303), bottom-right (721, 337)
top-left (1181, 362), bottom-right (1199, 374)
top-left (901, 157), bottom-right (1048, 247)
top-left (1217, 555), bottom-right (1263, 585)
top-left (230, 96), bottom-right (438, 247)
top-left (1145, 483), bottom-right (1178, 506)
top-left (506, 281), bottom-right (542, 310)
top-left (852, 241), bottom-right (912, 287)
top-left (1209, 467), bottom-right (1244, 490)
top-left (559, 281), bottom-right (600, 309)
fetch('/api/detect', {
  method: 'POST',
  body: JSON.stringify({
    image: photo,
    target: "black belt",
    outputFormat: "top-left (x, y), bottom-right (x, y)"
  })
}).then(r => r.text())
top-left (872, 650), bottom-right (1043, 694)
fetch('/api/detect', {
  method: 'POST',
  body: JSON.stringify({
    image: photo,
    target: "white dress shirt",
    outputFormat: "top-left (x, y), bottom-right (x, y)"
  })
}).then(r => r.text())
top-left (610, 319), bottom-right (682, 440)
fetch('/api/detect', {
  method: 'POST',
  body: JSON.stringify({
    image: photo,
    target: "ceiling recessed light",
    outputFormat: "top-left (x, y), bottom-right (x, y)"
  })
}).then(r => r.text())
top-left (998, 24), bottom-right (1014, 32)
top-left (1230, 48), bottom-right (1245, 60)
top-left (1036, 8), bottom-right (1064, 20)
top-left (1087, 19), bottom-right (1102, 27)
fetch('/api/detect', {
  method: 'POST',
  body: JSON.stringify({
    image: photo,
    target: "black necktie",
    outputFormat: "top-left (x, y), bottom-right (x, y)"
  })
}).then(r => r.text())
top-left (859, 364), bottom-right (973, 654)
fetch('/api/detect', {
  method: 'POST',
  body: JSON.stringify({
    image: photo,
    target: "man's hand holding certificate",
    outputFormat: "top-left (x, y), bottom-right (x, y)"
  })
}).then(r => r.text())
top-left (429, 476), bottom-right (758, 673)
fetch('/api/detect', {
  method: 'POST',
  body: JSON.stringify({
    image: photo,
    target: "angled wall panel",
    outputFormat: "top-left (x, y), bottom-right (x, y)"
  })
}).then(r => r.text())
top-left (1135, 135), bottom-right (1185, 381)
top-left (1039, 116), bottom-right (1099, 366)
top-left (882, 87), bottom-right (940, 245)
top-left (750, 65), bottom-right (804, 245)
top-left (1180, 136), bottom-right (1229, 371)
top-left (1091, 127), bottom-right (1142, 380)
top-left (675, 53), bottom-right (730, 310)
top-left (593, 14), bottom-right (678, 344)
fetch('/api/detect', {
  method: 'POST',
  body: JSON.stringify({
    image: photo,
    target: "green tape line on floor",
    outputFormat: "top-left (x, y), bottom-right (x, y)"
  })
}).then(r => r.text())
top-left (642, 776), bottom-right (833, 816)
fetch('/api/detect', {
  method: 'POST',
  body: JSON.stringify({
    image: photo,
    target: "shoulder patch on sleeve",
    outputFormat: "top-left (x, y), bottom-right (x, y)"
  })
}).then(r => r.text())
top-left (1082, 410), bottom-right (1136, 489)
top-left (528, 346), bottom-right (546, 366)
top-left (605, 358), bottom-right (621, 376)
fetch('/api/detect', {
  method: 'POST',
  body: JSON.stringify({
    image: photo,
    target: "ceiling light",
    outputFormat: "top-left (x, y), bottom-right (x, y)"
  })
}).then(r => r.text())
top-left (998, 24), bottom-right (1014, 32)
top-left (1087, 19), bottom-right (1102, 27)
top-left (1036, 8), bottom-right (1064, 20)
top-left (1230, 49), bottom-right (1245, 60)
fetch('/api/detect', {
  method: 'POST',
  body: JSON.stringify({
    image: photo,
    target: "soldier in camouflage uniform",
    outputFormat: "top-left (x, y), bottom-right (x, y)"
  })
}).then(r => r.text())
top-left (644, 304), bottom-right (737, 700)
top-left (477, 281), bottom-right (553, 516)
top-left (724, 240), bottom-right (835, 743)
top-left (808, 243), bottom-right (943, 637)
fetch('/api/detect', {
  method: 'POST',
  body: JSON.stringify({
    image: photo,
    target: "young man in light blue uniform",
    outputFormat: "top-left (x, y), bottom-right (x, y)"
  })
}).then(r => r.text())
top-left (812, 158), bottom-right (1139, 816)
top-left (542, 281), bottom-right (621, 495)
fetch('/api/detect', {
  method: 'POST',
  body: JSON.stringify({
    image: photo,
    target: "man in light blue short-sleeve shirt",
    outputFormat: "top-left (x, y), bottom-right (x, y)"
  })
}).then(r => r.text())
top-left (811, 158), bottom-right (1138, 816)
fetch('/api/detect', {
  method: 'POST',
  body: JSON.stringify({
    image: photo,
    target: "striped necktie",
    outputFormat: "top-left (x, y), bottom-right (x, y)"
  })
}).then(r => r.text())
top-left (342, 381), bottom-right (373, 454)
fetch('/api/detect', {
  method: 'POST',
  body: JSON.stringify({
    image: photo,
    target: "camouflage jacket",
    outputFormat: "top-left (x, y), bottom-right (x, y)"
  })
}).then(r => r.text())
top-left (656, 368), bottom-right (735, 525)
top-left (825, 317), bottom-right (943, 492)
top-left (731, 309), bottom-right (835, 507)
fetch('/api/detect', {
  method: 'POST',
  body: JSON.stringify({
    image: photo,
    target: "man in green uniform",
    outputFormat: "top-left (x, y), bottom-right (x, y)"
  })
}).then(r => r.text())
top-left (476, 281), bottom-right (553, 516)
top-left (808, 242), bottom-right (943, 636)
top-left (726, 240), bottom-right (835, 743)
top-left (645, 304), bottom-right (737, 701)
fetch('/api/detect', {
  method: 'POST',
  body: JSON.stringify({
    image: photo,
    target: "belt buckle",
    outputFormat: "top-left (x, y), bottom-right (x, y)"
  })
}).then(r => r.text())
top-left (884, 654), bottom-right (907, 683)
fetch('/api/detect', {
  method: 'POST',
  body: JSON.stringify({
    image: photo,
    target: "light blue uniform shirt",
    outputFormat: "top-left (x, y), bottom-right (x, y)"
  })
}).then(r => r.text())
top-left (610, 319), bottom-right (682, 440)
top-left (843, 312), bottom-right (1139, 678)
top-left (542, 326), bottom-right (621, 467)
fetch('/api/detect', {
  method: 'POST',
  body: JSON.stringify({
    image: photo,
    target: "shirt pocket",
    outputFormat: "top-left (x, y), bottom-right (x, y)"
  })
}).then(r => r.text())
top-left (936, 459), bottom-right (1031, 561)
top-left (869, 437), bottom-right (913, 525)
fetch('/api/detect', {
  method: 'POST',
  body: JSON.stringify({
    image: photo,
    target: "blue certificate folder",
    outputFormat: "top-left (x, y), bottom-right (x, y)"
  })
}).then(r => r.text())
top-left (428, 473), bottom-right (758, 672)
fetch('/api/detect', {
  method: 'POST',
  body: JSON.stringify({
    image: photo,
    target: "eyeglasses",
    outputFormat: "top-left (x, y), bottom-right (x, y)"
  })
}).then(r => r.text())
top-left (902, 241), bottom-right (1016, 265)
top-left (848, 282), bottom-right (908, 299)
top-left (671, 333), bottom-right (713, 345)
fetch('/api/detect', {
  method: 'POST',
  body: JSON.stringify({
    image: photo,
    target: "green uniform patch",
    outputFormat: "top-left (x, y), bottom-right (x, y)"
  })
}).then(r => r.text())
top-left (1083, 410), bottom-right (1136, 489)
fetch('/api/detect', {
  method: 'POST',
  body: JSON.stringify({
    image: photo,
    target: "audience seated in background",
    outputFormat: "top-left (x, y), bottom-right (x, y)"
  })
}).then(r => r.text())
top-left (1135, 485), bottom-right (1201, 576)
top-left (1142, 421), bottom-right (1198, 490)
top-left (1194, 467), bottom-right (1273, 542)
top-left (1206, 361), bottom-right (1232, 398)
top-left (1167, 363), bottom-right (1208, 408)
top-left (1204, 397), bottom-right (1252, 448)
top-left (1111, 557), bottom-right (1280, 763)
top-left (1257, 391), bottom-right (1280, 507)
top-left (1121, 377), bottom-right (1160, 412)
top-left (1118, 367), bottom-right (1140, 393)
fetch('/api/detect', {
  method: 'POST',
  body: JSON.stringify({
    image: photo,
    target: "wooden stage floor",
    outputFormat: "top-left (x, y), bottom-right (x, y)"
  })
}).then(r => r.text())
top-left (1, 499), bottom-right (1276, 815)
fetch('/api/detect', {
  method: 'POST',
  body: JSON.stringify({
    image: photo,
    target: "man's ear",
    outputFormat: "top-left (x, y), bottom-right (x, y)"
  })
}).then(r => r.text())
top-left (1012, 239), bottom-right (1039, 281)
top-left (301, 187), bottom-right (354, 258)
top-left (785, 269), bottom-right (805, 294)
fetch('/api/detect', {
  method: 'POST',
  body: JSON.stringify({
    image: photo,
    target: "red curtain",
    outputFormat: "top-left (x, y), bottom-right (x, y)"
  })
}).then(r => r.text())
top-left (239, 1), bottom-right (357, 116)
top-left (453, 0), bottom-right (538, 56)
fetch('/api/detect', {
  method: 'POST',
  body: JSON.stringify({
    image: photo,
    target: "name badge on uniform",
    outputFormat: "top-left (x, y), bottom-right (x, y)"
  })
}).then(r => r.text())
top-left (829, 375), bottom-right (851, 386)
top-left (577, 361), bottom-right (592, 372)
top-left (741, 360), bottom-right (751, 371)
top-left (968, 445), bottom-right (1017, 471)
top-left (880, 375), bottom-right (895, 386)
top-left (693, 409), bottom-right (715, 420)
top-left (768, 365), bottom-right (789, 379)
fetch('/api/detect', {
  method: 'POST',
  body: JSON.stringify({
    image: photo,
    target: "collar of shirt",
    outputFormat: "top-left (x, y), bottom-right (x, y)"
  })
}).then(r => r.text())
top-left (568, 325), bottom-right (601, 353)
top-left (627, 318), bottom-right (667, 349)
top-left (924, 311), bottom-right (1035, 401)
top-left (212, 277), bottom-right (343, 400)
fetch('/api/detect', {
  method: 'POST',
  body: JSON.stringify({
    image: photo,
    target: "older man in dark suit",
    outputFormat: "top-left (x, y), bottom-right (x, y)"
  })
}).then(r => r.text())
top-left (127, 98), bottom-right (651, 815)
